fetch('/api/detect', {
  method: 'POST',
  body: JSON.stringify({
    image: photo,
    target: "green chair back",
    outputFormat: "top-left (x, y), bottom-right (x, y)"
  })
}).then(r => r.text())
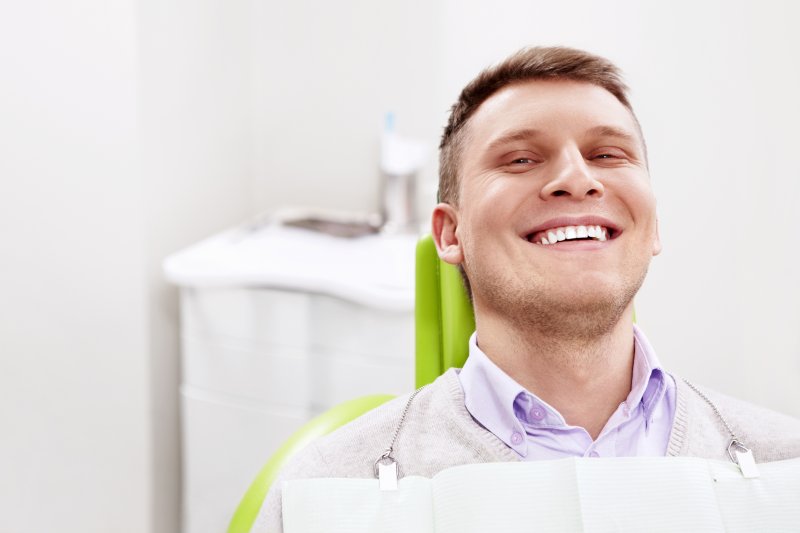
top-left (414, 234), bottom-right (475, 387)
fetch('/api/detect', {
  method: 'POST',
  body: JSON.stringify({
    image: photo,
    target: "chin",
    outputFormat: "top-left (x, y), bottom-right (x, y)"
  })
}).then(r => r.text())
top-left (480, 274), bottom-right (637, 337)
top-left (545, 285), bottom-right (624, 312)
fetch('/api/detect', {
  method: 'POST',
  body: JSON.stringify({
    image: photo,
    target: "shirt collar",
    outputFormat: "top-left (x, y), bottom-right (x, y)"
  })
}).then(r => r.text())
top-left (459, 325), bottom-right (668, 457)
top-left (460, 332), bottom-right (532, 456)
top-left (630, 324), bottom-right (668, 421)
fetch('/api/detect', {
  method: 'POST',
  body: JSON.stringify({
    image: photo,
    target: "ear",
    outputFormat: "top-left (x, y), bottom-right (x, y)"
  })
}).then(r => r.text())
top-left (652, 218), bottom-right (662, 256)
top-left (431, 203), bottom-right (464, 265)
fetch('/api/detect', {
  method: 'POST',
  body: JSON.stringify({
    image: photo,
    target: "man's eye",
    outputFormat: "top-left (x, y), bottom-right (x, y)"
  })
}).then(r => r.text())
top-left (591, 148), bottom-right (628, 161)
top-left (511, 158), bottom-right (536, 164)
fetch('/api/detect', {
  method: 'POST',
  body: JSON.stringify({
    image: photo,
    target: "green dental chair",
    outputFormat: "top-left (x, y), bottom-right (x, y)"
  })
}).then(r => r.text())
top-left (226, 235), bottom-right (475, 533)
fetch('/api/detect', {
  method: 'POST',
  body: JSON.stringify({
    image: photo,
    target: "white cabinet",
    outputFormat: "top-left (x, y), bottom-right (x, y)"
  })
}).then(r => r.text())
top-left (165, 224), bottom-right (416, 533)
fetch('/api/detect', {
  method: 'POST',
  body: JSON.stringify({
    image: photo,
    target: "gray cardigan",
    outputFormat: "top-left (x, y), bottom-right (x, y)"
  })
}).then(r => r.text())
top-left (253, 369), bottom-right (800, 533)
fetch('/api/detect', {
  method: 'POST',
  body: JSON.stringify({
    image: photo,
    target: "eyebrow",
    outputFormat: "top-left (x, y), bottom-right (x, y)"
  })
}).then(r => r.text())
top-left (585, 125), bottom-right (638, 144)
top-left (484, 128), bottom-right (544, 152)
top-left (484, 124), bottom-right (639, 153)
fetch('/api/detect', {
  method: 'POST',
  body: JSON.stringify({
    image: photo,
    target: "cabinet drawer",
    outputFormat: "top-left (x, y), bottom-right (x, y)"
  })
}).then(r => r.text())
top-left (180, 287), bottom-right (310, 347)
top-left (181, 386), bottom-right (309, 533)
top-left (310, 293), bottom-right (413, 359)
top-left (182, 335), bottom-right (310, 407)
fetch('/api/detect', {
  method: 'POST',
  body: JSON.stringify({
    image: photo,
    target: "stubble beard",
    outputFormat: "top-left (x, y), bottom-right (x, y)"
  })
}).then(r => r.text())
top-left (467, 258), bottom-right (649, 349)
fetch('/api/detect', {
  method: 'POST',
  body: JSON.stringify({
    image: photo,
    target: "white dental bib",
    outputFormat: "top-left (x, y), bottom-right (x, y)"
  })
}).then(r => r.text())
top-left (282, 456), bottom-right (800, 533)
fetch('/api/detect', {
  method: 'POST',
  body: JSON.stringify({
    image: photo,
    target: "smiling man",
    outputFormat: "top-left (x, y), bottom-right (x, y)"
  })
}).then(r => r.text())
top-left (255, 46), bottom-right (800, 533)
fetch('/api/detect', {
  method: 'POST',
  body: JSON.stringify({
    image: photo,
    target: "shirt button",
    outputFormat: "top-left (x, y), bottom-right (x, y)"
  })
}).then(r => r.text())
top-left (529, 406), bottom-right (546, 422)
top-left (511, 431), bottom-right (523, 445)
top-left (589, 450), bottom-right (600, 458)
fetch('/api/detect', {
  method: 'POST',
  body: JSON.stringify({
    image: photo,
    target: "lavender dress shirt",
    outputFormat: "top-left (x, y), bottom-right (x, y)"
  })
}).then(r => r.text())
top-left (458, 325), bottom-right (677, 459)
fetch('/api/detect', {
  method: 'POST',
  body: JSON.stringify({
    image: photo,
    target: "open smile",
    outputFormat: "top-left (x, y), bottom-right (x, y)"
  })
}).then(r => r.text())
top-left (523, 217), bottom-right (622, 247)
top-left (527, 224), bottom-right (619, 245)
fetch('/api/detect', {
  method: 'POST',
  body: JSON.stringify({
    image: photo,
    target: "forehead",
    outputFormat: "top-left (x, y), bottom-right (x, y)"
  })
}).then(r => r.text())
top-left (464, 79), bottom-right (640, 149)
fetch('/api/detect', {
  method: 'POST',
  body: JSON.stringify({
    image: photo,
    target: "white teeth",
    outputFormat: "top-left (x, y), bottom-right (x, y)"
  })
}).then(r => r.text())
top-left (534, 224), bottom-right (612, 245)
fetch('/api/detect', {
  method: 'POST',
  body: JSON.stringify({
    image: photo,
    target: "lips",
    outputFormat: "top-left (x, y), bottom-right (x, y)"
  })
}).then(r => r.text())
top-left (529, 224), bottom-right (608, 244)
top-left (523, 216), bottom-right (621, 246)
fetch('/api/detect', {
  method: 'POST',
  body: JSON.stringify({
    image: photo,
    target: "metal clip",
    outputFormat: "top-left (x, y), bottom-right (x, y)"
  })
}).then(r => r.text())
top-left (371, 386), bottom-right (425, 492)
top-left (374, 450), bottom-right (398, 491)
top-left (727, 439), bottom-right (760, 479)
top-left (683, 380), bottom-right (761, 480)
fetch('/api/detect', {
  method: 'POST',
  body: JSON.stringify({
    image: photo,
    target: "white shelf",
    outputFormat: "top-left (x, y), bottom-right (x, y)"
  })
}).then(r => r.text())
top-left (164, 223), bottom-right (418, 312)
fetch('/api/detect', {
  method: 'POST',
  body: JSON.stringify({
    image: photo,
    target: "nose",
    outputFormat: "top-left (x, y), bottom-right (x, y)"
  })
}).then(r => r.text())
top-left (540, 148), bottom-right (604, 200)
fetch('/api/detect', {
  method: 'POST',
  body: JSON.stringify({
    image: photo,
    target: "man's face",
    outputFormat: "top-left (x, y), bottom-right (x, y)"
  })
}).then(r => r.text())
top-left (433, 80), bottom-right (661, 332)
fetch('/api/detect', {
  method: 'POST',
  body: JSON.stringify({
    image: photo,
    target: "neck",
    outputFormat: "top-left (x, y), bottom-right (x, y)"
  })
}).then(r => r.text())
top-left (475, 304), bottom-right (635, 440)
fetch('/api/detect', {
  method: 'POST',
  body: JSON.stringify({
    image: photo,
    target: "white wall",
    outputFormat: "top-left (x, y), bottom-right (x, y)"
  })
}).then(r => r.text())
top-left (0, 2), bottom-right (150, 532)
top-left (0, 1), bottom-right (256, 532)
top-left (251, 0), bottom-right (443, 218)
top-left (138, 1), bottom-right (256, 531)
top-left (434, 0), bottom-right (800, 415)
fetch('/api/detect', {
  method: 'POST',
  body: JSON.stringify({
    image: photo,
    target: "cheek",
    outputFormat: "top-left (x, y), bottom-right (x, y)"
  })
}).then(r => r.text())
top-left (460, 205), bottom-right (508, 247)
top-left (462, 179), bottom-right (524, 228)
top-left (457, 208), bottom-right (501, 260)
top-left (624, 183), bottom-right (657, 222)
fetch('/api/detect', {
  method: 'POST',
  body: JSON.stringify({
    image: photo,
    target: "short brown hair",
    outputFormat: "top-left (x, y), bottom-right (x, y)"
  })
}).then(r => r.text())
top-left (438, 46), bottom-right (640, 206)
